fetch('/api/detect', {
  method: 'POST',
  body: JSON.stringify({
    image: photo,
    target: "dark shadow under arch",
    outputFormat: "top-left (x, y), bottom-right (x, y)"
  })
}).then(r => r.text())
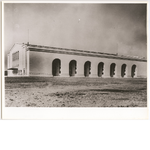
top-left (131, 65), bottom-right (136, 78)
top-left (110, 63), bottom-right (116, 77)
top-left (52, 59), bottom-right (61, 76)
top-left (84, 61), bottom-right (91, 77)
top-left (69, 60), bottom-right (77, 76)
top-left (121, 64), bottom-right (127, 78)
top-left (98, 62), bottom-right (104, 77)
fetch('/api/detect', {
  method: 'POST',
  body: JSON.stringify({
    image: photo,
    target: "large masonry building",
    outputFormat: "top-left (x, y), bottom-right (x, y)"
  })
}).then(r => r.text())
top-left (6, 43), bottom-right (147, 78)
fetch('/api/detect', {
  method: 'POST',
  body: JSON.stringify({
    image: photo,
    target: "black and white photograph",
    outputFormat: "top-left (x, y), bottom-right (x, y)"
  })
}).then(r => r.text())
top-left (2, 2), bottom-right (148, 119)
top-left (1, 2), bottom-right (150, 150)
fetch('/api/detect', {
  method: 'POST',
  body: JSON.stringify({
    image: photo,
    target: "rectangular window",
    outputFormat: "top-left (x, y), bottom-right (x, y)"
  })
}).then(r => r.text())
top-left (12, 51), bottom-right (19, 61)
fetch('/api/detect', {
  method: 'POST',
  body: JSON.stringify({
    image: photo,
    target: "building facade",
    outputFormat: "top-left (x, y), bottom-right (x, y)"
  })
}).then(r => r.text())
top-left (6, 43), bottom-right (147, 78)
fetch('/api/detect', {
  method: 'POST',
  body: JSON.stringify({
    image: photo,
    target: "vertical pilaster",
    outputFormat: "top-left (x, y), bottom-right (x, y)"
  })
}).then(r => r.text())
top-left (49, 59), bottom-right (53, 77)
top-left (116, 63), bottom-right (121, 78)
top-left (127, 64), bottom-right (132, 78)
top-left (60, 59), bottom-right (69, 77)
top-left (27, 50), bottom-right (30, 76)
top-left (91, 62), bottom-right (98, 77)
top-left (76, 60), bottom-right (84, 77)
top-left (7, 54), bottom-right (10, 69)
top-left (103, 62), bottom-right (110, 78)
top-left (9, 53), bottom-right (12, 68)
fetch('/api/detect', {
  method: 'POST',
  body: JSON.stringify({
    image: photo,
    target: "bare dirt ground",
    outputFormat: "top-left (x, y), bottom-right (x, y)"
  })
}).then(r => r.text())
top-left (5, 77), bottom-right (147, 107)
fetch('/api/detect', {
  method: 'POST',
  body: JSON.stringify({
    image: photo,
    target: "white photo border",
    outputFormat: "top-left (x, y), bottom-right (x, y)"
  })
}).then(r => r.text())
top-left (2, 1), bottom-right (149, 120)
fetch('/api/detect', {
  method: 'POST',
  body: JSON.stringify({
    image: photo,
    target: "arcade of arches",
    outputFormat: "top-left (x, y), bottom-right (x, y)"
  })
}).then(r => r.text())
top-left (52, 59), bottom-right (137, 78)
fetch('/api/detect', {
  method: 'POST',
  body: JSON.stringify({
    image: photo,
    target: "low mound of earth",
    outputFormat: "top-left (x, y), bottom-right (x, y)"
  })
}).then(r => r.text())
top-left (5, 77), bottom-right (147, 107)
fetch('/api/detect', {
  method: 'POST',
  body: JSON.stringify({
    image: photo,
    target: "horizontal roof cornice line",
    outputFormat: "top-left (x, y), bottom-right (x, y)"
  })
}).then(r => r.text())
top-left (27, 48), bottom-right (147, 62)
top-left (27, 44), bottom-right (117, 56)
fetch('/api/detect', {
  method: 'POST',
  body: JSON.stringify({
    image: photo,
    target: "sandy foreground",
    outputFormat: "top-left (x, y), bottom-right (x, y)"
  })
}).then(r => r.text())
top-left (5, 77), bottom-right (147, 107)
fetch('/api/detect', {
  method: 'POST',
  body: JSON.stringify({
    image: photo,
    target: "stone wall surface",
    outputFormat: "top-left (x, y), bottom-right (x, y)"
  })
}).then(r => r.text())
top-left (7, 44), bottom-right (27, 76)
top-left (7, 44), bottom-right (147, 78)
top-left (28, 50), bottom-right (147, 78)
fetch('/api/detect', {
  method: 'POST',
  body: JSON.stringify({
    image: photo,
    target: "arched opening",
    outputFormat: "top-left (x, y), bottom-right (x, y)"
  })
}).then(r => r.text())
top-left (98, 62), bottom-right (104, 77)
top-left (69, 60), bottom-right (77, 76)
top-left (52, 59), bottom-right (61, 76)
top-left (110, 63), bottom-right (116, 77)
top-left (131, 65), bottom-right (136, 78)
top-left (84, 61), bottom-right (91, 77)
top-left (121, 64), bottom-right (127, 78)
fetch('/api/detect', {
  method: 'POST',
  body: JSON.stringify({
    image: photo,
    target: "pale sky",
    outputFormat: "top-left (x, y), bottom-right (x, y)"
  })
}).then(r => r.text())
top-left (4, 3), bottom-right (147, 68)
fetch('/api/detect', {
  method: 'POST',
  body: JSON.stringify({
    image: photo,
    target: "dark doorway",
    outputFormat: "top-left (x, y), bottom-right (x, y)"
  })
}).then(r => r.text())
top-left (52, 59), bottom-right (61, 76)
top-left (110, 63), bottom-right (116, 77)
top-left (69, 60), bottom-right (77, 76)
top-left (84, 61), bottom-right (91, 77)
top-left (131, 65), bottom-right (136, 78)
top-left (98, 62), bottom-right (104, 77)
top-left (121, 64), bottom-right (127, 77)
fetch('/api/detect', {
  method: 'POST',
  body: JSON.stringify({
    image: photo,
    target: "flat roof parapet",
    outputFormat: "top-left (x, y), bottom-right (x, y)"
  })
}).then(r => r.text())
top-left (25, 43), bottom-right (147, 62)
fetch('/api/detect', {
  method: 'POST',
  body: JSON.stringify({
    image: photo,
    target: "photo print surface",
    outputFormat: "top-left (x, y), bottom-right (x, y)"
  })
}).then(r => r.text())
top-left (4, 3), bottom-right (147, 108)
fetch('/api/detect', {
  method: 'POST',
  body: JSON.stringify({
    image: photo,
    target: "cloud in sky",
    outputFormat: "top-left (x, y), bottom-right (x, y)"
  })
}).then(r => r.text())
top-left (4, 3), bottom-right (147, 68)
